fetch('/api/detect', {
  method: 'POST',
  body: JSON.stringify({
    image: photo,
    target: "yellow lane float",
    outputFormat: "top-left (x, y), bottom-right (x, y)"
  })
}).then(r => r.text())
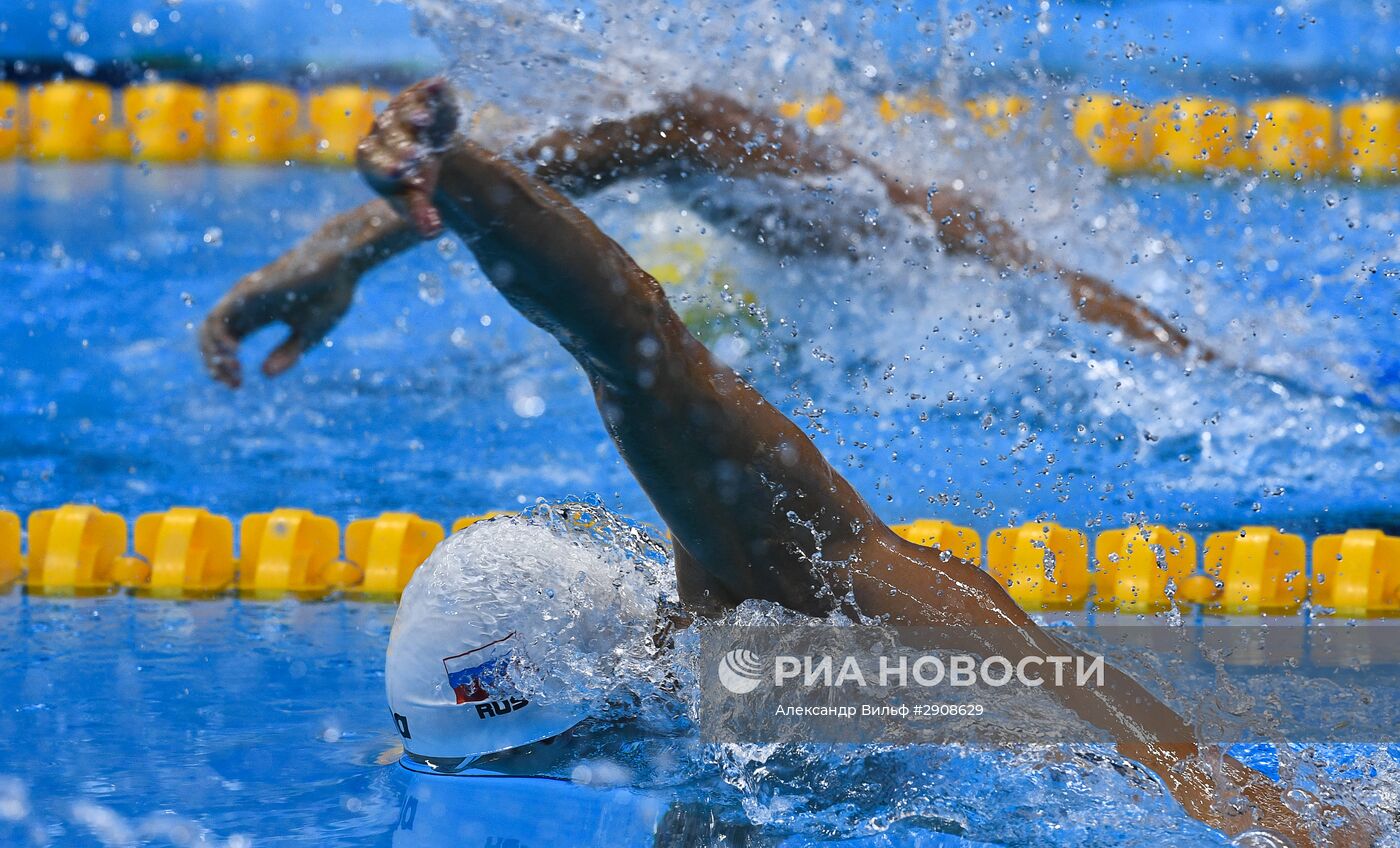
top-left (1312, 529), bottom-right (1400, 618)
top-left (1093, 525), bottom-right (1197, 614)
top-left (1245, 97), bottom-right (1333, 176)
top-left (213, 82), bottom-right (302, 163)
top-left (1148, 96), bottom-right (1245, 174)
top-left (25, 505), bottom-right (128, 595)
top-left (987, 521), bottom-right (1090, 611)
top-left (345, 512), bottom-right (445, 597)
top-left (1339, 99), bottom-right (1400, 179)
top-left (307, 85), bottom-right (389, 164)
top-left (26, 80), bottom-right (122, 161)
top-left (126, 507), bottom-right (235, 596)
top-left (1072, 94), bottom-right (1148, 173)
top-left (1196, 526), bottom-right (1306, 615)
top-left (238, 508), bottom-right (341, 597)
top-left (123, 82), bottom-right (209, 163)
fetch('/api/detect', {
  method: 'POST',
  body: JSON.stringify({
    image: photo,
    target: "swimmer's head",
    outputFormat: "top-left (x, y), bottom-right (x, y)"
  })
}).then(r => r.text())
top-left (385, 504), bottom-right (672, 771)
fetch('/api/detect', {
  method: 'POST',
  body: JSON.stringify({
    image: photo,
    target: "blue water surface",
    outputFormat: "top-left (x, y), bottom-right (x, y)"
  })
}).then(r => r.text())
top-left (1, 163), bottom-right (1396, 535)
top-left (1, 152), bottom-right (1398, 845)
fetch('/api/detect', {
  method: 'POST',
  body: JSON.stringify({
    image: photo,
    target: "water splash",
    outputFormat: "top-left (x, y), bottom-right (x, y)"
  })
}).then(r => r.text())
top-left (394, 499), bottom-right (678, 722)
top-left (371, 2), bottom-right (1400, 839)
top-left (395, 0), bottom-right (1400, 539)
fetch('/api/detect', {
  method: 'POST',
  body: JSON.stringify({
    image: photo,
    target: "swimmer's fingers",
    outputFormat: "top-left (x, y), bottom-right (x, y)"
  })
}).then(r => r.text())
top-left (357, 78), bottom-right (458, 239)
top-left (200, 271), bottom-right (287, 388)
top-left (358, 131), bottom-right (439, 238)
top-left (402, 157), bottom-right (444, 240)
top-left (261, 273), bottom-right (357, 379)
top-left (1065, 271), bottom-right (1199, 358)
top-left (261, 332), bottom-right (312, 379)
top-left (199, 309), bottom-right (246, 389)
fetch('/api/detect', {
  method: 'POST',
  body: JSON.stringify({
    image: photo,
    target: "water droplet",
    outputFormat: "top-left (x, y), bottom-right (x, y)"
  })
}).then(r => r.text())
top-left (1282, 788), bottom-right (1319, 817)
top-left (1230, 830), bottom-right (1293, 848)
top-left (417, 272), bottom-right (445, 305)
top-left (131, 12), bottom-right (159, 35)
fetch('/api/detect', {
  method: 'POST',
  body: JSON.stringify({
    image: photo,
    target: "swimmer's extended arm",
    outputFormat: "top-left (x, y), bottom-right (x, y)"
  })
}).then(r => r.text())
top-left (199, 199), bottom-right (417, 387)
top-left (877, 178), bottom-right (1207, 358)
top-left (517, 89), bottom-right (1206, 359)
top-left (197, 88), bottom-right (827, 387)
top-left (202, 86), bottom-right (1203, 387)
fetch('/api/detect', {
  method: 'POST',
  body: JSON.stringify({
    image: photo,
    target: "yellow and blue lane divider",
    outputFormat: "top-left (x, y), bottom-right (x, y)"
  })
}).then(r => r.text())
top-left (1, 505), bottom-right (508, 601)
top-left (1067, 93), bottom-right (1394, 178)
top-left (2, 79), bottom-right (1399, 178)
top-left (0, 79), bottom-right (388, 164)
top-left (813, 90), bottom-right (1397, 178)
top-left (2, 504), bottom-right (1397, 618)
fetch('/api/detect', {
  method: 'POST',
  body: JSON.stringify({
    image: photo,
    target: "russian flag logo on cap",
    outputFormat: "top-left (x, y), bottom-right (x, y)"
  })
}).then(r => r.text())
top-left (443, 632), bottom-right (516, 705)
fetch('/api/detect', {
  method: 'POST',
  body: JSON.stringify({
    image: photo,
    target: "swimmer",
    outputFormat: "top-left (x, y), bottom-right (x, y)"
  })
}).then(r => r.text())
top-left (200, 85), bottom-right (1208, 388)
top-left (356, 80), bottom-right (1356, 846)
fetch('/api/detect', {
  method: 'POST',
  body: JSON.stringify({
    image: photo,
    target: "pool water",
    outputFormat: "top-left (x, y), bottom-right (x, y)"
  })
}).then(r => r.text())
top-left (7, 593), bottom-right (1356, 847)
top-left (2, 144), bottom-right (1399, 843)
top-left (0, 596), bottom-right (402, 846)
top-left (1, 164), bottom-right (1395, 534)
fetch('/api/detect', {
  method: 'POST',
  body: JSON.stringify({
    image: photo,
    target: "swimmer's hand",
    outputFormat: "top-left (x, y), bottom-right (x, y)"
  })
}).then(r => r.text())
top-left (1129, 744), bottom-right (1377, 847)
top-left (357, 78), bottom-right (460, 240)
top-left (199, 250), bottom-right (361, 388)
top-left (1064, 270), bottom-right (1214, 361)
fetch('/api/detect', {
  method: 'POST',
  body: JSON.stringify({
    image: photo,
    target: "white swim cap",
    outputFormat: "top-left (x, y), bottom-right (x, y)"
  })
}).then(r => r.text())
top-left (386, 507), bottom-right (670, 767)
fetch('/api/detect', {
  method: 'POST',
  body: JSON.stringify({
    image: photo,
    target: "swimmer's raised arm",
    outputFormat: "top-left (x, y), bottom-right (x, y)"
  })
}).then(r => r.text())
top-left (358, 81), bottom-right (1032, 629)
top-left (359, 80), bottom-right (878, 616)
top-left (521, 89), bottom-right (1206, 359)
